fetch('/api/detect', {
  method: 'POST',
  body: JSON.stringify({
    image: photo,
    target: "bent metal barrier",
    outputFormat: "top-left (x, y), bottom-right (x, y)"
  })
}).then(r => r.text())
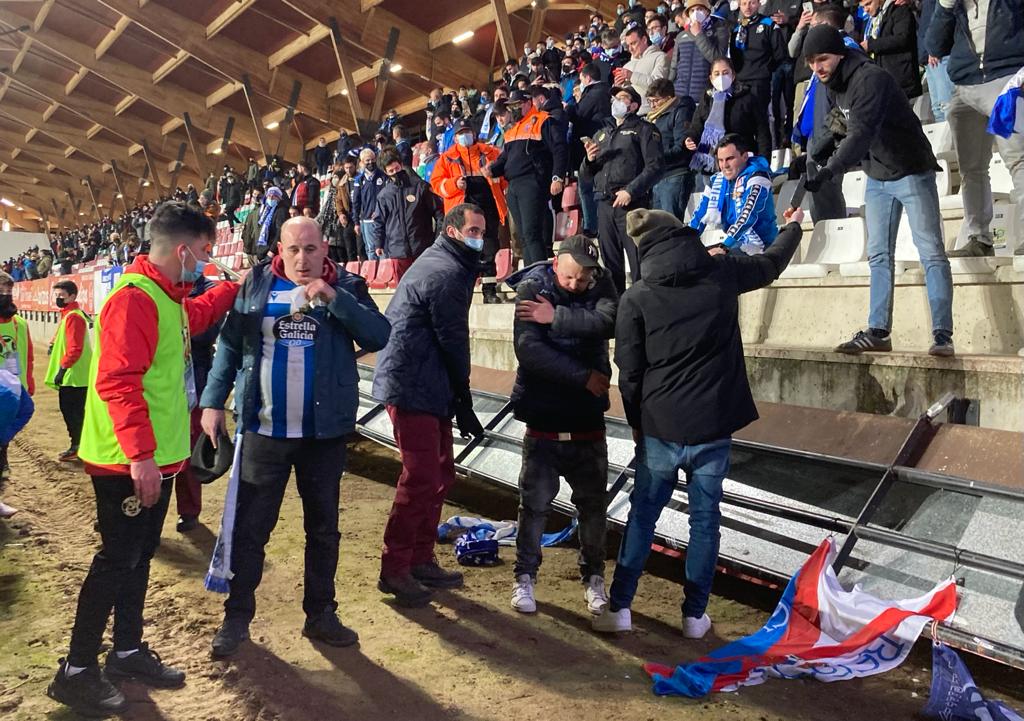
top-left (353, 362), bottom-right (1024, 670)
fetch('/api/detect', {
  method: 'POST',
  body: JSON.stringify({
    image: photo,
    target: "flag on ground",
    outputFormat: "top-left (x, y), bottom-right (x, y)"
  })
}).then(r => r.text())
top-left (924, 643), bottom-right (1023, 721)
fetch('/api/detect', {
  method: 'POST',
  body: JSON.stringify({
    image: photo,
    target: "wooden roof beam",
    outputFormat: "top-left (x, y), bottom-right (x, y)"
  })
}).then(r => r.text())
top-left (206, 81), bottom-right (242, 109)
top-left (268, 25), bottom-right (329, 69)
top-left (33, 0), bottom-right (56, 32)
top-left (114, 93), bottom-right (138, 115)
top-left (65, 66), bottom-right (88, 95)
top-left (490, 0), bottom-right (519, 64)
top-left (428, 0), bottom-right (533, 50)
top-left (206, 0), bottom-right (255, 38)
top-left (152, 49), bottom-right (187, 84)
top-left (94, 14), bottom-right (130, 60)
top-left (11, 37), bottom-right (31, 74)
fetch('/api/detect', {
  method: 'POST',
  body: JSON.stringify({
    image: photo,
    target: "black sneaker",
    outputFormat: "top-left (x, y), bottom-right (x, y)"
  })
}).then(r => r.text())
top-left (47, 659), bottom-right (128, 718)
top-left (378, 574), bottom-right (434, 608)
top-left (302, 610), bottom-right (359, 647)
top-left (176, 515), bottom-right (199, 533)
top-left (104, 643), bottom-right (185, 688)
top-left (948, 237), bottom-right (994, 257)
top-left (58, 447), bottom-right (79, 462)
top-left (835, 330), bottom-right (892, 355)
top-left (211, 618), bottom-right (249, 658)
top-left (411, 562), bottom-right (464, 589)
top-left (929, 332), bottom-right (955, 358)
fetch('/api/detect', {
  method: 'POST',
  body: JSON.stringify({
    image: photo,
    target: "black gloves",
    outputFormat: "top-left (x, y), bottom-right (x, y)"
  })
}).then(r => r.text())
top-left (803, 166), bottom-right (833, 194)
top-left (54, 367), bottom-right (67, 386)
top-left (453, 391), bottom-right (484, 440)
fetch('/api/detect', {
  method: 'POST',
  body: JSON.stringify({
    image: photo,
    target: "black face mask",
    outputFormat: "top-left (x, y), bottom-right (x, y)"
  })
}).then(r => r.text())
top-left (55, 297), bottom-right (68, 308)
top-left (0, 293), bottom-right (15, 315)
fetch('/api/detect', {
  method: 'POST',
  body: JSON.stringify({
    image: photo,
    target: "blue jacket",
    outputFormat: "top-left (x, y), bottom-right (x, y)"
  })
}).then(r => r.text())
top-left (352, 167), bottom-right (387, 222)
top-left (0, 372), bottom-right (33, 445)
top-left (200, 262), bottom-right (391, 439)
top-left (371, 233), bottom-right (478, 418)
top-left (926, 0), bottom-right (1024, 86)
top-left (672, 33), bottom-right (712, 104)
top-left (690, 155), bottom-right (778, 250)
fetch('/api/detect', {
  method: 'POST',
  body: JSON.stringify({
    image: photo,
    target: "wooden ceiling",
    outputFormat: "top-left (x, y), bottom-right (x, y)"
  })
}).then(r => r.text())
top-left (0, 0), bottom-right (609, 230)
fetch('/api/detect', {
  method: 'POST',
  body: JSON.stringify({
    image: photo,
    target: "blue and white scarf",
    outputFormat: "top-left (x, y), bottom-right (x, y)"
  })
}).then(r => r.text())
top-left (989, 67), bottom-right (1024, 139)
top-left (257, 189), bottom-right (283, 248)
top-left (204, 432), bottom-right (244, 593)
top-left (690, 91), bottom-right (730, 173)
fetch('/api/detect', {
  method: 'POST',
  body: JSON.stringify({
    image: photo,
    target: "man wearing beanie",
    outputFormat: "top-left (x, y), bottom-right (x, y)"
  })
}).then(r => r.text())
top-left (592, 205), bottom-right (804, 637)
top-left (802, 24), bottom-right (954, 357)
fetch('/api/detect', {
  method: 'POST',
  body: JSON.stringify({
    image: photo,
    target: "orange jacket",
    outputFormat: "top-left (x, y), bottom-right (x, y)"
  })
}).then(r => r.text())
top-left (429, 142), bottom-right (508, 224)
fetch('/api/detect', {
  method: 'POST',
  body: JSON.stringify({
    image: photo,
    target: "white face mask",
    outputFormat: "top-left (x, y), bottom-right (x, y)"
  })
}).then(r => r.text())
top-left (611, 98), bottom-right (630, 119)
top-left (712, 74), bottom-right (734, 92)
top-left (690, 8), bottom-right (709, 24)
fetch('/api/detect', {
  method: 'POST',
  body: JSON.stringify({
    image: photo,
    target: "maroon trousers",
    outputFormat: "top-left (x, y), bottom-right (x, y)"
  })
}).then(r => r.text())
top-left (173, 407), bottom-right (204, 517)
top-left (381, 405), bottom-right (456, 577)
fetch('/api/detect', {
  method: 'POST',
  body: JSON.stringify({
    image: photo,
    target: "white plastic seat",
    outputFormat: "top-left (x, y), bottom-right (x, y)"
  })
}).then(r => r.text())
top-left (839, 214), bottom-right (920, 277)
top-left (774, 179), bottom-right (801, 224)
top-left (782, 218), bottom-right (867, 278)
top-left (922, 122), bottom-right (955, 161)
top-left (948, 201), bottom-right (1014, 273)
top-left (770, 148), bottom-right (792, 173)
top-left (842, 171), bottom-right (867, 215)
top-left (701, 226), bottom-right (726, 247)
top-left (939, 154), bottom-right (1013, 211)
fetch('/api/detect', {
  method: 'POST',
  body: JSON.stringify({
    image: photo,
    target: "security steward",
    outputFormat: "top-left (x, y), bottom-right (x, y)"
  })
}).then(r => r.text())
top-left (0, 270), bottom-right (33, 480)
top-left (430, 119), bottom-right (508, 303)
top-left (580, 85), bottom-right (663, 295)
top-left (45, 280), bottom-right (92, 462)
top-left (485, 88), bottom-right (568, 266)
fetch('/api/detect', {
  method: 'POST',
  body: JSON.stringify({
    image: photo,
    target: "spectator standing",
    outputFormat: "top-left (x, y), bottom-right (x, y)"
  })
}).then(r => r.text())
top-left (430, 121), bottom-right (508, 303)
top-left (729, 0), bottom-right (789, 135)
top-left (201, 217), bottom-right (389, 658)
top-left (371, 205), bottom-right (487, 608)
top-left (372, 148), bottom-right (444, 278)
top-left (859, 0), bottom-right (922, 99)
top-left (37, 250), bottom-right (53, 278)
top-left (221, 172), bottom-right (244, 231)
top-left (764, 0), bottom-right (802, 147)
top-left (316, 171), bottom-right (344, 263)
top-left (290, 162), bottom-right (321, 217)
top-left (646, 78), bottom-right (698, 217)
top-left (670, 2), bottom-right (722, 111)
top-left (242, 186), bottom-right (288, 263)
top-left (392, 125), bottom-right (414, 168)
top-left (352, 148), bottom-right (386, 260)
top-left (615, 26), bottom-right (670, 114)
top-left (802, 25), bottom-right (955, 356)
top-left (567, 64), bottom-right (613, 236)
top-left (314, 138), bottom-right (332, 176)
top-left (505, 236), bottom-right (618, 616)
top-left (592, 206), bottom-right (804, 636)
top-left (47, 203), bottom-right (238, 718)
top-left (486, 89), bottom-right (568, 266)
top-left (928, 0), bottom-right (1024, 257)
top-left (45, 280), bottom-right (92, 462)
top-left (581, 85), bottom-right (664, 294)
top-left (246, 158), bottom-right (260, 191)
top-left (593, 29), bottom-right (630, 84)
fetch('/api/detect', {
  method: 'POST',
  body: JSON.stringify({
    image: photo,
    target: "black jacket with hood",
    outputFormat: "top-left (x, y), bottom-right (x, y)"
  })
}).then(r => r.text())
top-left (615, 210), bottom-right (802, 445)
top-left (506, 260), bottom-right (618, 432)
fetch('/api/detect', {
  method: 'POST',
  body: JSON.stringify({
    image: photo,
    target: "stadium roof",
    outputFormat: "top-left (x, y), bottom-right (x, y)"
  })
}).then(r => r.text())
top-left (0, 0), bottom-right (608, 231)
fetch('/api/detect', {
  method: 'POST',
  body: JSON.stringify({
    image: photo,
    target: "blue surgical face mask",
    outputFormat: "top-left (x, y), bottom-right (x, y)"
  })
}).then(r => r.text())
top-left (180, 246), bottom-right (207, 284)
top-left (458, 231), bottom-right (485, 252)
top-left (650, 31), bottom-right (664, 46)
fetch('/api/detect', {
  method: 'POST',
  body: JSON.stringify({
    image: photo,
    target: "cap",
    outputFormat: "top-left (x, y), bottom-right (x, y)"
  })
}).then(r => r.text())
top-left (684, 0), bottom-right (712, 12)
top-left (189, 431), bottom-right (235, 485)
top-left (557, 234), bottom-right (600, 268)
top-left (611, 85), bottom-right (642, 108)
top-left (453, 118), bottom-right (474, 133)
top-left (802, 25), bottom-right (848, 59)
top-left (507, 89), bottom-right (531, 104)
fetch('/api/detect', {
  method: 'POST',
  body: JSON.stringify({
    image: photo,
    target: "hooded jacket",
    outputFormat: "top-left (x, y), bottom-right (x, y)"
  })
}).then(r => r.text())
top-left (926, 0), bottom-right (1023, 86)
top-left (821, 51), bottom-right (938, 182)
top-left (615, 213), bottom-right (802, 444)
top-left (372, 171), bottom-right (444, 259)
top-left (506, 261), bottom-right (618, 433)
top-left (690, 155), bottom-right (778, 251)
top-left (864, 2), bottom-right (922, 99)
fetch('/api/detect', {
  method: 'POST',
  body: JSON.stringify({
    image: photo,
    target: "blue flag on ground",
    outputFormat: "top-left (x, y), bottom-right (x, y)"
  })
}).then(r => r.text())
top-left (923, 643), bottom-right (1023, 721)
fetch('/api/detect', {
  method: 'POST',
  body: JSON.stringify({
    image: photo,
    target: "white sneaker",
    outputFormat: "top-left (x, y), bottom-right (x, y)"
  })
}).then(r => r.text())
top-left (511, 574), bottom-right (537, 613)
top-left (0, 501), bottom-right (17, 519)
top-left (584, 575), bottom-right (608, 615)
top-left (591, 606), bottom-right (631, 633)
top-left (682, 613), bottom-right (712, 639)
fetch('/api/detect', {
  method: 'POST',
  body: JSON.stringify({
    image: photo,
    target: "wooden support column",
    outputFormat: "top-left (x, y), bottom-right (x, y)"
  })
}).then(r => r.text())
top-left (140, 140), bottom-right (164, 198)
top-left (181, 112), bottom-right (209, 181)
top-left (327, 17), bottom-right (364, 129)
top-left (490, 0), bottom-right (517, 63)
top-left (240, 74), bottom-right (270, 163)
top-left (369, 27), bottom-right (400, 129)
top-left (167, 142), bottom-right (187, 193)
top-left (109, 159), bottom-right (130, 213)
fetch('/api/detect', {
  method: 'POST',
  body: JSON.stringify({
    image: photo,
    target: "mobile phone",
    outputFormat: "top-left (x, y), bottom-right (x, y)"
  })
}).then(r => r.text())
top-left (803, 2), bottom-right (813, 11)
top-left (580, 136), bottom-right (593, 145)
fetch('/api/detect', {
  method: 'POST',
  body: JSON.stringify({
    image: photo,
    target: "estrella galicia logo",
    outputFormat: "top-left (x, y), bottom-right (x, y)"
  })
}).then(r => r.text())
top-left (273, 313), bottom-right (319, 348)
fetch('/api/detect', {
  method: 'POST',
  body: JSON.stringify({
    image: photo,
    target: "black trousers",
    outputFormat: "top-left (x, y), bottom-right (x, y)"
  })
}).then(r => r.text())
top-left (225, 433), bottom-right (347, 624)
top-left (771, 62), bottom-right (796, 149)
top-left (58, 386), bottom-right (87, 449)
top-left (224, 206), bottom-right (240, 229)
top-left (340, 223), bottom-right (363, 262)
top-left (506, 175), bottom-right (551, 266)
top-left (328, 244), bottom-right (347, 263)
top-left (68, 476), bottom-right (173, 667)
top-left (597, 200), bottom-right (639, 296)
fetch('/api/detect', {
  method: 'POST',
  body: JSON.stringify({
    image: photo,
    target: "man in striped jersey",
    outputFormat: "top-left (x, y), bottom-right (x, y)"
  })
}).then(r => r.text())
top-left (200, 216), bottom-right (391, 657)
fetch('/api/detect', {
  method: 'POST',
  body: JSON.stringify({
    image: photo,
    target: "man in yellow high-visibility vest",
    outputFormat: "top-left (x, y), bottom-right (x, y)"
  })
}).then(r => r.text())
top-left (46, 202), bottom-right (239, 718)
top-left (45, 280), bottom-right (92, 462)
top-left (0, 270), bottom-right (34, 481)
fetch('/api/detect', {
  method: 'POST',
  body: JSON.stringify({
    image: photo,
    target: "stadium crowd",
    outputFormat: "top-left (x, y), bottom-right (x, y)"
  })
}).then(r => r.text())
top-left (0, 0), bottom-right (1021, 716)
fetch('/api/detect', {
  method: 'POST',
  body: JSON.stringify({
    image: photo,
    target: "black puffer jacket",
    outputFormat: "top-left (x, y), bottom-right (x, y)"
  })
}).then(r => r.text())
top-left (615, 215), bottom-right (802, 444)
top-left (372, 171), bottom-right (443, 259)
top-left (822, 51), bottom-right (938, 182)
top-left (506, 261), bottom-right (618, 433)
top-left (864, 3), bottom-right (922, 99)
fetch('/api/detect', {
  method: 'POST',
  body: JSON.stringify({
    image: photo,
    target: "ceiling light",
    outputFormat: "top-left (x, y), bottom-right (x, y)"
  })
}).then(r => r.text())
top-left (453, 31), bottom-right (474, 44)
top-left (390, 63), bottom-right (402, 73)
top-left (79, 211), bottom-right (85, 216)
top-left (0, 197), bottom-right (13, 207)
top-left (16, 206), bottom-right (23, 211)
top-left (340, 89), bottom-right (348, 96)
top-left (212, 147), bottom-right (223, 154)
top-left (116, 193), bottom-right (123, 198)
top-left (143, 180), bottom-right (150, 187)
top-left (97, 203), bottom-right (103, 208)
top-left (265, 120), bottom-right (279, 130)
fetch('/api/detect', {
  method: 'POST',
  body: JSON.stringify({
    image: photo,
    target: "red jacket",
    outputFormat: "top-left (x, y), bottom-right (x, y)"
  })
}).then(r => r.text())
top-left (56, 301), bottom-right (87, 370)
top-left (86, 256), bottom-right (239, 476)
top-left (0, 313), bottom-right (34, 396)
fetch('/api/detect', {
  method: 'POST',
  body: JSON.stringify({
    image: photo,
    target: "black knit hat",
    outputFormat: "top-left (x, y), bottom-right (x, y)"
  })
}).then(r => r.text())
top-left (802, 25), bottom-right (848, 59)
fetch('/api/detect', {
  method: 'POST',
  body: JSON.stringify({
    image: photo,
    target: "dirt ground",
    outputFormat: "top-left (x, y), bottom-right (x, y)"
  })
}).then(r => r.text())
top-left (2, 360), bottom-right (1022, 720)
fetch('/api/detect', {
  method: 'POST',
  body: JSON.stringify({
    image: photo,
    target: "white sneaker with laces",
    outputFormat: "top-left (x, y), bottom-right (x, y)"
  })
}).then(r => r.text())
top-left (682, 613), bottom-right (712, 639)
top-left (584, 575), bottom-right (608, 615)
top-left (591, 606), bottom-right (631, 633)
top-left (511, 574), bottom-right (536, 613)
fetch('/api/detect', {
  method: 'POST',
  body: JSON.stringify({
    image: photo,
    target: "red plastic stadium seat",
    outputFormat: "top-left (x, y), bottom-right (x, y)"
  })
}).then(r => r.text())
top-left (495, 249), bottom-right (513, 282)
top-left (369, 259), bottom-right (396, 289)
top-left (561, 182), bottom-right (579, 210)
top-left (554, 210), bottom-right (580, 242)
top-left (359, 260), bottom-right (378, 283)
top-left (345, 261), bottom-right (360, 274)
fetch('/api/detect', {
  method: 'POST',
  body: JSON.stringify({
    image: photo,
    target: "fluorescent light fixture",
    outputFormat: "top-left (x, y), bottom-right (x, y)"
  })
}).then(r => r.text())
top-left (97, 203), bottom-right (103, 208)
top-left (143, 180), bottom-right (151, 187)
top-left (116, 193), bottom-right (123, 198)
top-left (453, 30), bottom-right (474, 44)
top-left (0, 197), bottom-right (14, 207)
top-left (212, 147), bottom-right (223, 154)
top-left (390, 63), bottom-right (402, 73)
top-left (265, 120), bottom-right (279, 130)
top-left (78, 211), bottom-right (85, 216)
top-left (340, 88), bottom-right (348, 96)
top-left (16, 206), bottom-right (23, 211)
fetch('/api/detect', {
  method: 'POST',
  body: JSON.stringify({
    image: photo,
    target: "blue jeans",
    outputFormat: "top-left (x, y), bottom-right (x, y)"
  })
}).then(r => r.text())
top-left (924, 57), bottom-right (953, 122)
top-left (609, 436), bottom-right (731, 618)
top-left (652, 172), bottom-right (695, 220)
top-left (864, 171), bottom-right (953, 334)
top-left (359, 220), bottom-right (378, 259)
top-left (578, 175), bottom-right (598, 235)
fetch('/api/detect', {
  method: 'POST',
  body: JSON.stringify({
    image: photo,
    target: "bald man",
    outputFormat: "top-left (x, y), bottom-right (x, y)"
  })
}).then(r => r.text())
top-left (200, 216), bottom-right (391, 657)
